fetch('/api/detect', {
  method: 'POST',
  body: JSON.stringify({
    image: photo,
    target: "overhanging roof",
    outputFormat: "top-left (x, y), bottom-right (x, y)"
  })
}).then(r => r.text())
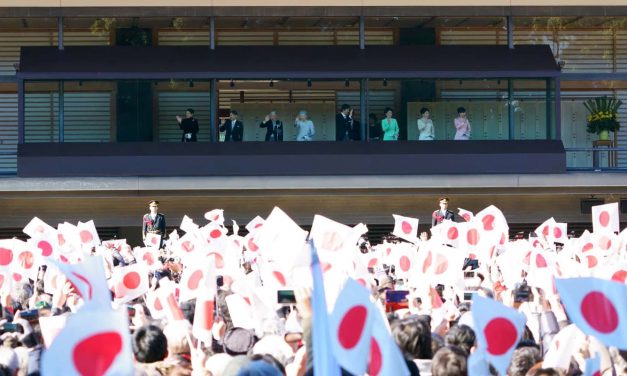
top-left (18, 45), bottom-right (559, 80)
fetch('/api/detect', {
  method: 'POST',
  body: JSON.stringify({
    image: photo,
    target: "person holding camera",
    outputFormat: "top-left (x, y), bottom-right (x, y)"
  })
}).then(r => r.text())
top-left (176, 108), bottom-right (199, 142)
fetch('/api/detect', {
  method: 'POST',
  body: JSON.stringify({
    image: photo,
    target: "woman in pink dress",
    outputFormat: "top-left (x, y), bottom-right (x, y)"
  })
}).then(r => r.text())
top-left (454, 107), bottom-right (471, 140)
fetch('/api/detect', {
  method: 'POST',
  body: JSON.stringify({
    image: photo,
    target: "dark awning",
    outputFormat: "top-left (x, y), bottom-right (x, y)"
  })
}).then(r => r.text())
top-left (18, 45), bottom-right (559, 80)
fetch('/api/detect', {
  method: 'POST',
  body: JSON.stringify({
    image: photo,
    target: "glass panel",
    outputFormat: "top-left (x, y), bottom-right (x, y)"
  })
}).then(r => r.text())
top-left (24, 81), bottom-right (59, 143)
top-left (512, 79), bottom-right (552, 140)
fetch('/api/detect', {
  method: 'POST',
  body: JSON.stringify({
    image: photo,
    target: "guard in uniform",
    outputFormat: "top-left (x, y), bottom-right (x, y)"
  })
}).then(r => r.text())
top-left (142, 200), bottom-right (166, 248)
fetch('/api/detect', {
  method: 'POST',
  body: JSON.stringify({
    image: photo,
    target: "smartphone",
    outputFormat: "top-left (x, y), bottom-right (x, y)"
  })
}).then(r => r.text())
top-left (2, 323), bottom-right (17, 333)
top-left (277, 290), bottom-right (296, 305)
top-left (463, 291), bottom-right (476, 301)
top-left (463, 271), bottom-right (475, 279)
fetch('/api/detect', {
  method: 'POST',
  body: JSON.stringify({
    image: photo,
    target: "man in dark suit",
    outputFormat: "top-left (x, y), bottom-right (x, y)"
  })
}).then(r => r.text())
top-left (335, 104), bottom-right (360, 141)
top-left (431, 197), bottom-right (456, 227)
top-left (219, 110), bottom-right (244, 142)
top-left (259, 111), bottom-right (283, 142)
top-left (142, 200), bottom-right (166, 247)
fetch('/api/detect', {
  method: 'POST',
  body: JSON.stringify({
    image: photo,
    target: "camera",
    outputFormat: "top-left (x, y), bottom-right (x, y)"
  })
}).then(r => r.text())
top-left (514, 280), bottom-right (533, 303)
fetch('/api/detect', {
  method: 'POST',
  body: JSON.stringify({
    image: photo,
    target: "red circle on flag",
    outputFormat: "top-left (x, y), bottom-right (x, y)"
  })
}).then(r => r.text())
top-left (0, 248), bottom-right (13, 266)
top-left (248, 238), bottom-right (259, 252)
top-left (58, 233), bottom-right (66, 246)
top-left (368, 258), bottom-right (378, 268)
top-left (72, 332), bottom-right (122, 376)
top-left (208, 252), bottom-right (225, 269)
top-left (581, 291), bottom-right (619, 333)
top-left (599, 211), bottom-right (610, 227)
top-left (79, 230), bottom-right (93, 244)
top-left (482, 214), bottom-right (495, 231)
top-left (210, 229), bottom-right (222, 239)
top-left (273, 271), bottom-right (286, 286)
top-left (484, 317), bottom-right (518, 355)
top-left (401, 221), bottom-right (413, 235)
top-left (399, 256), bottom-right (411, 272)
top-left (499, 233), bottom-right (506, 245)
top-left (368, 337), bottom-right (382, 376)
top-left (154, 297), bottom-right (163, 311)
top-left (582, 243), bottom-right (594, 252)
top-left (12, 273), bottom-right (22, 282)
top-left (181, 240), bottom-right (194, 253)
top-left (0, 275), bottom-right (4, 289)
top-left (187, 270), bottom-right (204, 290)
top-left (356, 278), bottom-right (367, 287)
top-left (462, 213), bottom-right (471, 222)
top-left (599, 236), bottom-right (612, 251)
top-left (467, 229), bottom-right (480, 246)
top-left (535, 254), bottom-right (548, 268)
top-left (321, 263), bottom-right (332, 273)
top-left (123, 271), bottom-right (141, 290)
top-left (338, 305), bottom-right (368, 350)
top-left (593, 372), bottom-right (601, 376)
top-left (434, 254), bottom-right (449, 275)
top-left (611, 270), bottom-right (627, 283)
top-left (553, 227), bottom-right (562, 239)
top-left (18, 251), bottom-right (34, 269)
top-left (587, 256), bottom-right (598, 268)
top-left (143, 252), bottom-right (155, 266)
top-left (447, 227), bottom-right (459, 240)
top-left (422, 251), bottom-right (432, 273)
top-left (542, 226), bottom-right (549, 237)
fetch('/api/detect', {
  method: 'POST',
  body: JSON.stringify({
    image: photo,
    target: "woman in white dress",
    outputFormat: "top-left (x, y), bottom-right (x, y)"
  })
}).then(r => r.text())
top-left (417, 107), bottom-right (434, 141)
top-left (294, 110), bottom-right (315, 141)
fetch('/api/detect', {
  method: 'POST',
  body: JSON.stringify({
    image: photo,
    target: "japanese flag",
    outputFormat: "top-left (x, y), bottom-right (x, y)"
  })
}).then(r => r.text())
top-left (43, 264), bottom-right (66, 296)
top-left (0, 239), bottom-right (16, 270)
top-left (134, 247), bottom-right (162, 271)
top-left (438, 220), bottom-right (461, 248)
top-left (13, 241), bottom-right (39, 281)
top-left (474, 205), bottom-right (508, 235)
top-left (77, 220), bottom-right (101, 248)
top-left (39, 315), bottom-right (68, 348)
top-left (180, 215), bottom-right (199, 235)
top-left (179, 258), bottom-right (215, 302)
top-left (111, 264), bottom-right (150, 304)
top-left (551, 222), bottom-right (569, 244)
top-left (156, 279), bottom-right (186, 322)
top-left (144, 233), bottom-right (161, 249)
top-left (392, 214), bottom-right (419, 243)
top-left (458, 208), bottom-right (474, 222)
top-left (204, 209), bottom-right (225, 225)
top-left (542, 324), bottom-right (586, 369)
top-left (310, 214), bottom-right (354, 253)
top-left (54, 256), bottom-right (111, 310)
top-left (23, 217), bottom-right (55, 238)
top-left (41, 308), bottom-right (134, 376)
top-left (471, 294), bottom-right (526, 376)
top-left (330, 278), bottom-right (374, 376)
top-left (535, 217), bottom-right (556, 243)
top-left (246, 216), bottom-right (265, 234)
top-left (29, 231), bottom-right (59, 259)
top-left (592, 202), bottom-right (620, 234)
top-left (225, 293), bottom-right (255, 330)
top-left (260, 261), bottom-right (291, 290)
top-left (0, 268), bottom-right (12, 296)
top-left (421, 245), bottom-right (465, 286)
top-left (584, 354), bottom-right (601, 376)
top-left (193, 286), bottom-right (216, 344)
top-left (368, 305), bottom-right (410, 376)
top-left (555, 277), bottom-right (627, 349)
top-left (390, 244), bottom-right (417, 279)
top-left (175, 232), bottom-right (204, 259)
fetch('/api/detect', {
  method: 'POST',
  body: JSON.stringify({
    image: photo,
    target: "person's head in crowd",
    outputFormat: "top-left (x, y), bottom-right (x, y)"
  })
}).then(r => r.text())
top-left (457, 107), bottom-right (467, 117)
top-left (235, 359), bottom-right (283, 376)
top-left (269, 111), bottom-right (278, 122)
top-left (11, 282), bottom-right (33, 310)
top-left (205, 353), bottom-right (233, 376)
top-left (420, 107), bottom-right (430, 119)
top-left (297, 110), bottom-right (308, 121)
top-left (222, 355), bottom-right (250, 376)
top-left (431, 333), bottom-right (445, 356)
top-left (252, 335), bottom-right (294, 368)
top-left (249, 354), bottom-right (285, 375)
top-left (0, 347), bottom-right (18, 376)
top-left (431, 345), bottom-right (468, 376)
top-left (384, 107), bottom-right (394, 119)
top-left (369, 113), bottom-right (377, 126)
top-left (132, 325), bottom-right (168, 364)
top-left (230, 110), bottom-right (239, 121)
top-left (179, 300), bottom-right (195, 325)
top-left (340, 104), bottom-right (351, 116)
top-left (507, 346), bottom-right (542, 376)
top-left (525, 368), bottom-right (565, 376)
top-left (521, 326), bottom-right (536, 344)
top-left (148, 200), bottom-right (159, 216)
top-left (391, 316), bottom-right (433, 360)
top-left (185, 108), bottom-right (194, 119)
top-left (444, 324), bottom-right (476, 355)
top-left (223, 328), bottom-right (257, 356)
top-left (162, 320), bottom-right (192, 357)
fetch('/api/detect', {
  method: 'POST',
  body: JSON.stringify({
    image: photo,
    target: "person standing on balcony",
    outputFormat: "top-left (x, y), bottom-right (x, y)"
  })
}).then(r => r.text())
top-left (335, 104), bottom-right (358, 141)
top-left (176, 108), bottom-right (199, 142)
top-left (417, 107), bottom-right (434, 141)
top-left (381, 107), bottom-right (399, 141)
top-left (220, 110), bottom-right (244, 142)
top-left (454, 107), bottom-right (471, 140)
top-left (368, 113), bottom-right (383, 141)
top-left (294, 110), bottom-right (315, 141)
top-left (142, 200), bottom-right (166, 247)
top-left (259, 111), bottom-right (283, 142)
top-left (431, 197), bottom-right (456, 228)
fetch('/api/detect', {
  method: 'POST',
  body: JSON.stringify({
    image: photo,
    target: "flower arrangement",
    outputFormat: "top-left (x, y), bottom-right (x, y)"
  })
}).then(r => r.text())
top-left (584, 96), bottom-right (622, 136)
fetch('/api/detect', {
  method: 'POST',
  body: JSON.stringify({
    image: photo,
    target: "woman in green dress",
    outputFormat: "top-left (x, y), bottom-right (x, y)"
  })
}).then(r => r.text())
top-left (381, 107), bottom-right (399, 141)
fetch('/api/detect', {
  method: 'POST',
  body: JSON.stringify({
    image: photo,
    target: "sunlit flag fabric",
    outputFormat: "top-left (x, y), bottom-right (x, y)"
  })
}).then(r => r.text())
top-left (392, 214), bottom-right (419, 243)
top-left (77, 220), bottom-right (101, 248)
top-left (143, 233), bottom-right (161, 249)
top-left (542, 324), bottom-right (586, 369)
top-left (134, 247), bottom-right (162, 271)
top-left (29, 231), bottom-right (59, 260)
top-left (23, 217), bottom-right (55, 238)
top-left (583, 354), bottom-right (601, 376)
top-left (193, 285), bottom-right (216, 345)
top-left (39, 315), bottom-right (68, 348)
top-left (310, 241), bottom-right (341, 376)
top-left (179, 258), bottom-right (215, 302)
top-left (368, 305), bottom-right (410, 376)
top-left (554, 277), bottom-right (627, 349)
top-left (111, 263), bottom-right (150, 304)
top-left (471, 294), bottom-right (526, 376)
top-left (157, 279), bottom-right (186, 322)
top-left (246, 216), bottom-right (265, 234)
top-left (458, 208), bottom-right (474, 222)
top-left (309, 214), bottom-right (354, 254)
top-left (41, 308), bottom-right (134, 376)
top-left (54, 256), bottom-right (111, 310)
top-left (204, 209), bottom-right (225, 225)
top-left (180, 215), bottom-right (199, 234)
top-left (329, 278), bottom-right (374, 375)
top-left (591, 202), bottom-right (620, 234)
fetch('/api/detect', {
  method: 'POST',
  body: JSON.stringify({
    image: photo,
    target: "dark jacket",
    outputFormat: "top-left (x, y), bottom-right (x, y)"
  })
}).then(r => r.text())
top-left (219, 119), bottom-right (244, 142)
top-left (431, 210), bottom-right (455, 227)
top-left (335, 113), bottom-right (360, 141)
top-left (179, 117), bottom-right (199, 142)
top-left (259, 119), bottom-right (284, 141)
top-left (142, 213), bottom-right (166, 239)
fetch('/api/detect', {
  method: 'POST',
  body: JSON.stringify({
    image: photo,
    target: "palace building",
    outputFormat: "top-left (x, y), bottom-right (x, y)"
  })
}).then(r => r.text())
top-left (0, 1), bottom-right (625, 243)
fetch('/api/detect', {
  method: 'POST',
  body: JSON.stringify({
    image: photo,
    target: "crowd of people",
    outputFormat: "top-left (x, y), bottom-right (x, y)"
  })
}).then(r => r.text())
top-left (176, 105), bottom-right (473, 142)
top-left (0, 199), bottom-right (625, 376)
